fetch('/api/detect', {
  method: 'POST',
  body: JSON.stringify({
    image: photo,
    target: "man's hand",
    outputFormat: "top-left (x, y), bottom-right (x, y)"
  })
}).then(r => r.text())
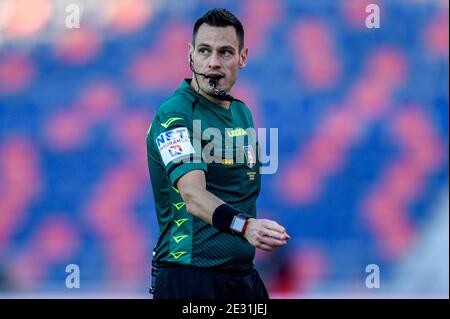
top-left (244, 218), bottom-right (290, 251)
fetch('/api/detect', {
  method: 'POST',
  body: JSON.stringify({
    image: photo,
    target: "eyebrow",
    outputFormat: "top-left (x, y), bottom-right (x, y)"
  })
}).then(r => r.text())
top-left (197, 43), bottom-right (237, 51)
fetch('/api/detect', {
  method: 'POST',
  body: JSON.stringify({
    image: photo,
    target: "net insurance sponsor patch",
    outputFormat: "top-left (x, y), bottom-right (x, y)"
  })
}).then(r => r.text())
top-left (156, 127), bottom-right (195, 165)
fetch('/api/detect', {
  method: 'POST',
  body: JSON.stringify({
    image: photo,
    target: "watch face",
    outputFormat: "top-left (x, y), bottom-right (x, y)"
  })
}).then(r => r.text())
top-left (231, 216), bottom-right (246, 233)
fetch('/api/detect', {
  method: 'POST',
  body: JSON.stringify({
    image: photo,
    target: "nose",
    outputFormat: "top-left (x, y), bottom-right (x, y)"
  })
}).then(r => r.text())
top-left (208, 52), bottom-right (221, 69)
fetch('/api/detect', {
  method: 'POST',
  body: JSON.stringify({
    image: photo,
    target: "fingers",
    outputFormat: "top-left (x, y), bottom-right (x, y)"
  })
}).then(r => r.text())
top-left (264, 220), bottom-right (286, 233)
top-left (261, 236), bottom-right (286, 247)
top-left (262, 220), bottom-right (291, 241)
top-left (256, 243), bottom-right (274, 251)
top-left (255, 229), bottom-right (287, 247)
top-left (245, 218), bottom-right (292, 252)
top-left (260, 229), bottom-right (286, 243)
top-left (250, 231), bottom-right (285, 251)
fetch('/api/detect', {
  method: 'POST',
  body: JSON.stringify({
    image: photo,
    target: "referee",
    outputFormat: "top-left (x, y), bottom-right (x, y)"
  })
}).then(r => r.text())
top-left (147, 8), bottom-right (290, 299)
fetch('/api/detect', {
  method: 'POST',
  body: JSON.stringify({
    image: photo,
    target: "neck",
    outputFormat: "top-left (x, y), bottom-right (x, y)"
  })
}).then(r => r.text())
top-left (190, 75), bottom-right (231, 109)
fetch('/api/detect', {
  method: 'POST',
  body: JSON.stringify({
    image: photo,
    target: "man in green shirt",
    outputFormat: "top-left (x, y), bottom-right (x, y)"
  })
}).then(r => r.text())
top-left (147, 8), bottom-right (290, 299)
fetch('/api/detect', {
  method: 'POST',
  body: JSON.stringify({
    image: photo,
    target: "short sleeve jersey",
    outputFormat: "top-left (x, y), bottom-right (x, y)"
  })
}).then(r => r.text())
top-left (147, 79), bottom-right (261, 271)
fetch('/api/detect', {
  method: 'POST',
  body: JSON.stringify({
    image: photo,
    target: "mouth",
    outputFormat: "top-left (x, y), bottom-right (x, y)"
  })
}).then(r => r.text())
top-left (205, 73), bottom-right (224, 80)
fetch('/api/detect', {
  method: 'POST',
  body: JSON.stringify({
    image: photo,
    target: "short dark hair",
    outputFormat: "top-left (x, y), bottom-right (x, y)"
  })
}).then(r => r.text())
top-left (193, 8), bottom-right (244, 51)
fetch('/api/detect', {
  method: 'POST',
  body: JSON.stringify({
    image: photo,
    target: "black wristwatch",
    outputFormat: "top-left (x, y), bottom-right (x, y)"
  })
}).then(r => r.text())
top-left (230, 213), bottom-right (249, 236)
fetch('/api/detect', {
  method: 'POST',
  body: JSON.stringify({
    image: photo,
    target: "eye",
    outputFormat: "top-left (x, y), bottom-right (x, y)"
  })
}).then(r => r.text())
top-left (199, 48), bottom-right (209, 54)
top-left (222, 50), bottom-right (233, 58)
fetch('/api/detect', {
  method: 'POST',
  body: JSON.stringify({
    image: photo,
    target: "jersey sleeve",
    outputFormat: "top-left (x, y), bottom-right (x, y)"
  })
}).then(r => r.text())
top-left (151, 111), bottom-right (206, 187)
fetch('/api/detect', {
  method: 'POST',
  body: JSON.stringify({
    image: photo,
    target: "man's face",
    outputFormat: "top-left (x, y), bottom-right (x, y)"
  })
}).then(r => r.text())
top-left (189, 24), bottom-right (247, 96)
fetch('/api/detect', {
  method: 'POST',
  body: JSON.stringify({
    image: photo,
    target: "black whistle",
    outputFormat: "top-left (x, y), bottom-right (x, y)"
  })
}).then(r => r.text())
top-left (208, 77), bottom-right (218, 88)
top-left (208, 78), bottom-right (233, 101)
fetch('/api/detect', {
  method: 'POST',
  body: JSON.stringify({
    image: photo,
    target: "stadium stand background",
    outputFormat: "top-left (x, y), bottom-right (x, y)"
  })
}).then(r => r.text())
top-left (0, 0), bottom-right (448, 298)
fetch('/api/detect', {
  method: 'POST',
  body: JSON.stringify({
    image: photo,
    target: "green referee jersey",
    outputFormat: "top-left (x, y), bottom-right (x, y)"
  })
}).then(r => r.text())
top-left (147, 79), bottom-right (261, 271)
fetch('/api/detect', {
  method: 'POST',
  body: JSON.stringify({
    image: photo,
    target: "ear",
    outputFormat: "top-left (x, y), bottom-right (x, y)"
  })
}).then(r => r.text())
top-left (238, 47), bottom-right (248, 68)
top-left (188, 43), bottom-right (194, 64)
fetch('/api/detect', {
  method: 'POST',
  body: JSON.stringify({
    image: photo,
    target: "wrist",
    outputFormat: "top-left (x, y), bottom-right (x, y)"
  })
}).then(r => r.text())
top-left (242, 218), bottom-right (254, 237)
top-left (230, 213), bottom-right (250, 236)
top-left (212, 203), bottom-right (249, 235)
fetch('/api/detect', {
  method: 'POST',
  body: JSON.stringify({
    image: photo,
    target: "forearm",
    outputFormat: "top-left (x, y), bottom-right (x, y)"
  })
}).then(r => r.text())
top-left (176, 171), bottom-right (290, 250)
top-left (180, 188), bottom-right (224, 225)
top-left (179, 184), bottom-right (290, 251)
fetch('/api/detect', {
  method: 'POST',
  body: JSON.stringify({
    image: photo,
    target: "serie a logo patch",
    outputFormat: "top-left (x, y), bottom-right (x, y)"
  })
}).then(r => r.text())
top-left (156, 127), bottom-right (195, 165)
